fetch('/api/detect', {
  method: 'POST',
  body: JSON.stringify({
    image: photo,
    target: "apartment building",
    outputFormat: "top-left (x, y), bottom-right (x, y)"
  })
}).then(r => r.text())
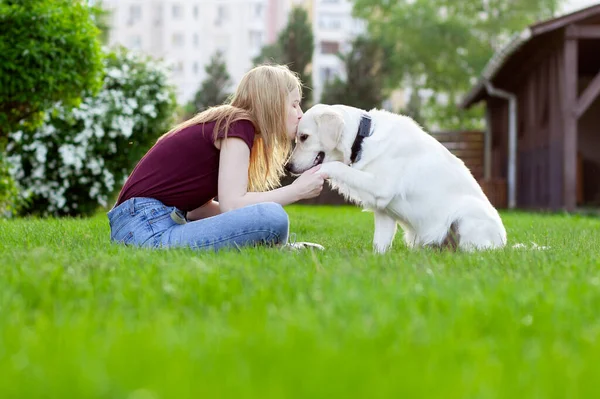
top-left (101, 0), bottom-right (274, 103)
top-left (99, 0), bottom-right (403, 108)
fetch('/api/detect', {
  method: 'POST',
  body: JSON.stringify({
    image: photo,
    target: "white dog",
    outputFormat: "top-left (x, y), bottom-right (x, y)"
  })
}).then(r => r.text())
top-left (287, 104), bottom-right (507, 253)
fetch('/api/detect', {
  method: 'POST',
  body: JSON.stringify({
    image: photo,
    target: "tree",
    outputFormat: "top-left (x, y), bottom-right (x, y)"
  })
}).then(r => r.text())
top-left (320, 35), bottom-right (392, 110)
top-left (352, 0), bottom-right (564, 129)
top-left (400, 84), bottom-right (428, 130)
top-left (189, 51), bottom-right (232, 114)
top-left (254, 6), bottom-right (314, 109)
top-left (0, 0), bottom-right (104, 140)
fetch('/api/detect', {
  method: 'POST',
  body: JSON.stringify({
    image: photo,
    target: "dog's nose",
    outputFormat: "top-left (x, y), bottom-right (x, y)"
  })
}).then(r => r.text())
top-left (285, 163), bottom-right (293, 173)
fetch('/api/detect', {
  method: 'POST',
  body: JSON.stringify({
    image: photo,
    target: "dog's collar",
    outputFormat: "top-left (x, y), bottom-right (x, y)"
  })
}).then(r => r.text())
top-left (350, 114), bottom-right (373, 164)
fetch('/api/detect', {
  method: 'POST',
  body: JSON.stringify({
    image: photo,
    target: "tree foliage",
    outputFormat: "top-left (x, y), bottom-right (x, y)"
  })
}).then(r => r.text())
top-left (320, 35), bottom-right (392, 110)
top-left (352, 0), bottom-right (564, 129)
top-left (189, 51), bottom-right (232, 115)
top-left (0, 0), bottom-right (105, 139)
top-left (254, 6), bottom-right (314, 108)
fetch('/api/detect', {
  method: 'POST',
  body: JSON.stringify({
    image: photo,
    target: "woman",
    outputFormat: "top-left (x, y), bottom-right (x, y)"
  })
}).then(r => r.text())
top-left (107, 64), bottom-right (326, 251)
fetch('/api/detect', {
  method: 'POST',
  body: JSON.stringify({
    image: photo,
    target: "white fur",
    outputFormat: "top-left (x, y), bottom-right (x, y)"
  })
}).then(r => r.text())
top-left (288, 104), bottom-right (507, 253)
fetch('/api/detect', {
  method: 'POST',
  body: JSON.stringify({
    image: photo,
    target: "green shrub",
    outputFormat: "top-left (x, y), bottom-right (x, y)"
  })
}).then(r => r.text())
top-left (0, 0), bottom-right (104, 139)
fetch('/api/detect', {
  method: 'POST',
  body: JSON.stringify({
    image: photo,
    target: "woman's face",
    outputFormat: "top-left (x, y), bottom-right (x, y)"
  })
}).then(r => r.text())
top-left (286, 87), bottom-right (303, 140)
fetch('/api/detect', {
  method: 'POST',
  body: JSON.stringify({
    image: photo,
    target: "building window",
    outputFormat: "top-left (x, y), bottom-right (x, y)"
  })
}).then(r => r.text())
top-left (253, 3), bottom-right (263, 18)
top-left (172, 33), bottom-right (184, 47)
top-left (128, 5), bottom-right (141, 25)
top-left (172, 4), bottom-right (183, 19)
top-left (128, 35), bottom-right (142, 49)
top-left (193, 62), bottom-right (199, 75)
top-left (320, 41), bottom-right (340, 55)
top-left (318, 14), bottom-right (342, 30)
top-left (173, 61), bottom-right (184, 74)
top-left (215, 5), bottom-right (228, 26)
top-left (215, 36), bottom-right (229, 56)
top-left (154, 4), bottom-right (163, 25)
top-left (193, 33), bottom-right (199, 47)
top-left (193, 5), bottom-right (199, 19)
top-left (249, 31), bottom-right (263, 49)
top-left (320, 67), bottom-right (335, 83)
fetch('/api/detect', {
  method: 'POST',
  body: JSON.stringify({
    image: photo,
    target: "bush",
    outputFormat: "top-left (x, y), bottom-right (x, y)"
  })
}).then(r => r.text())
top-left (0, 150), bottom-right (21, 216)
top-left (0, 0), bottom-right (104, 139)
top-left (6, 47), bottom-right (178, 217)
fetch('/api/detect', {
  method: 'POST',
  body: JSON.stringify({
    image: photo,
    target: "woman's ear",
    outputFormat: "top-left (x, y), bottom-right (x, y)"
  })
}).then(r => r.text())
top-left (315, 109), bottom-right (344, 151)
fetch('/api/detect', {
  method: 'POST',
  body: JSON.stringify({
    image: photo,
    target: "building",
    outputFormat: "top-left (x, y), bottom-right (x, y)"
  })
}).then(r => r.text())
top-left (101, 0), bottom-right (273, 103)
top-left (460, 4), bottom-right (600, 211)
top-left (100, 0), bottom-right (404, 110)
top-left (309, 0), bottom-right (365, 103)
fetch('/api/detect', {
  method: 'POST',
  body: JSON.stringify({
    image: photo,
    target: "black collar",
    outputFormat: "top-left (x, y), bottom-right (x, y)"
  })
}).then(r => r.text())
top-left (350, 114), bottom-right (373, 164)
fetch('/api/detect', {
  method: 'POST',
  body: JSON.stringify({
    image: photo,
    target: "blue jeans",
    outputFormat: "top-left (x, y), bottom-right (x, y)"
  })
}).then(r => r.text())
top-left (107, 197), bottom-right (289, 251)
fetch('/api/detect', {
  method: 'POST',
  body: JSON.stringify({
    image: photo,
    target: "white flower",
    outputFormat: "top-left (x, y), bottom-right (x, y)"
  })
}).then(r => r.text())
top-left (35, 146), bottom-right (47, 164)
top-left (141, 104), bottom-right (156, 117)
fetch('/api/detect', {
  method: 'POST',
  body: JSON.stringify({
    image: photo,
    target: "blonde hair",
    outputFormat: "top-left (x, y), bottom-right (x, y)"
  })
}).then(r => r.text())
top-left (159, 64), bottom-right (302, 192)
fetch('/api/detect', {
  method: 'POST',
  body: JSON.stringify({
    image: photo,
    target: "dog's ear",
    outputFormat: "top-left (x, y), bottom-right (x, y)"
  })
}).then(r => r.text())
top-left (315, 109), bottom-right (344, 151)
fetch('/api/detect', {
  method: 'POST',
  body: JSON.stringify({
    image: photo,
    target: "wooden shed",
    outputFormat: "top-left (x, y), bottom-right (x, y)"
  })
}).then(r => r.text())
top-left (460, 5), bottom-right (600, 211)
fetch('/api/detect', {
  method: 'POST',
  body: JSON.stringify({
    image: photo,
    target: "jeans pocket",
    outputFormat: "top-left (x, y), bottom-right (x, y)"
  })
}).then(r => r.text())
top-left (145, 207), bottom-right (175, 235)
top-left (112, 230), bottom-right (135, 246)
top-left (109, 211), bottom-right (132, 239)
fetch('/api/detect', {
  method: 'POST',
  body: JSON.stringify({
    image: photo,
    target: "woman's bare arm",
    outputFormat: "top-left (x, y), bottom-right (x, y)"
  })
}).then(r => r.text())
top-left (216, 137), bottom-right (304, 213)
top-left (213, 137), bottom-right (324, 212)
top-left (185, 199), bottom-right (221, 221)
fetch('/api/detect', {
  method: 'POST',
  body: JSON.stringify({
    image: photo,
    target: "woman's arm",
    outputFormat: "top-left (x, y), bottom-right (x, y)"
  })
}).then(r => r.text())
top-left (217, 137), bottom-right (324, 213)
top-left (185, 199), bottom-right (221, 221)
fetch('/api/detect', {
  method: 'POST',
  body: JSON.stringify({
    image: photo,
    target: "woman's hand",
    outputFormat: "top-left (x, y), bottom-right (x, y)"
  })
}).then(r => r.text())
top-left (291, 165), bottom-right (327, 200)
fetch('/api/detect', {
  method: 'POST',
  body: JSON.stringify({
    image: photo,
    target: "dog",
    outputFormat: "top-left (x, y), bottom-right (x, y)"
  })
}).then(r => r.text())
top-left (287, 104), bottom-right (507, 253)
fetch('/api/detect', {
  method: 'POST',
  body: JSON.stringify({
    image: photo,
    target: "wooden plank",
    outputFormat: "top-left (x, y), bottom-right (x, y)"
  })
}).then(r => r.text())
top-left (565, 24), bottom-right (600, 39)
top-left (450, 149), bottom-right (485, 158)
top-left (484, 106), bottom-right (492, 179)
top-left (563, 38), bottom-right (578, 212)
top-left (441, 141), bottom-right (484, 150)
top-left (527, 75), bottom-right (536, 149)
top-left (508, 35), bottom-right (559, 91)
top-left (432, 134), bottom-right (483, 142)
top-left (575, 69), bottom-right (600, 118)
top-left (548, 49), bottom-right (564, 210)
top-left (536, 60), bottom-right (547, 127)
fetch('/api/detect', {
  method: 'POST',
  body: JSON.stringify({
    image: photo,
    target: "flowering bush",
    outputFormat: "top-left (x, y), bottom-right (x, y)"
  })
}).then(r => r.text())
top-left (6, 47), bottom-right (178, 217)
top-left (0, 151), bottom-right (21, 216)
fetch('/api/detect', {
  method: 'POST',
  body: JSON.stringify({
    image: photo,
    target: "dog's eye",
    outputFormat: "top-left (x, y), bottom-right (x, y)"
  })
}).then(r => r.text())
top-left (299, 134), bottom-right (308, 142)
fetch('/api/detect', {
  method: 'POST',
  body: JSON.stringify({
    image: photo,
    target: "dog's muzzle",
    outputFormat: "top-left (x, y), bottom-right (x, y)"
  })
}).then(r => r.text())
top-left (312, 151), bottom-right (325, 167)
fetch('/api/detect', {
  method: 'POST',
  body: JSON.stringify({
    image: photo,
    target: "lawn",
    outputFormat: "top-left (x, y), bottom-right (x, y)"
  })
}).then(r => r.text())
top-left (1, 205), bottom-right (600, 398)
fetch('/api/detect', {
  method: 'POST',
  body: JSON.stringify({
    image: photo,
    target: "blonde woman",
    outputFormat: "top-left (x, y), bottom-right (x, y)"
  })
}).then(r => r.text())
top-left (107, 64), bottom-right (325, 251)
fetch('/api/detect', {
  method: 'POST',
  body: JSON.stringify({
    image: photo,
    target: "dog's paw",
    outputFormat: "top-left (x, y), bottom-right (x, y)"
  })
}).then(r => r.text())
top-left (281, 242), bottom-right (325, 252)
top-left (317, 161), bottom-right (343, 178)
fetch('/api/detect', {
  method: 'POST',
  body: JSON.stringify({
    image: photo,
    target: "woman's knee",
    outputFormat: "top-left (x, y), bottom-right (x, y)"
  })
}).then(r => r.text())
top-left (255, 202), bottom-right (289, 243)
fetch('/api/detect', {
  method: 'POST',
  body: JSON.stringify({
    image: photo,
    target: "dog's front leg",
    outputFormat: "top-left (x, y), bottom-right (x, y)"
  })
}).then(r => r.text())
top-left (319, 161), bottom-right (391, 208)
top-left (373, 211), bottom-right (397, 253)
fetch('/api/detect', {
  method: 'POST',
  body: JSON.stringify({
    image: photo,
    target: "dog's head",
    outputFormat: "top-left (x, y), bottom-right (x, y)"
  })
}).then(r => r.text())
top-left (287, 104), bottom-right (346, 174)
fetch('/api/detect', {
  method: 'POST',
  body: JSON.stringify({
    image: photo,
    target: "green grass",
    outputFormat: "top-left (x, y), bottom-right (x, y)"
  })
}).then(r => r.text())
top-left (1, 205), bottom-right (600, 398)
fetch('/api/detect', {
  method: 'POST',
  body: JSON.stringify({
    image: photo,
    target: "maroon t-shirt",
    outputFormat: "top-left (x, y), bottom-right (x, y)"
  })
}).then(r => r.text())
top-left (116, 119), bottom-right (256, 212)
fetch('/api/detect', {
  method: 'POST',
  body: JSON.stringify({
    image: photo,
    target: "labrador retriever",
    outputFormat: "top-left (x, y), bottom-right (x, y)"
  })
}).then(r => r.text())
top-left (287, 104), bottom-right (507, 253)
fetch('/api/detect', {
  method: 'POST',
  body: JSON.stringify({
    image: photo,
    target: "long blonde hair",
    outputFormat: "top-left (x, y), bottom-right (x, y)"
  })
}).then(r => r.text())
top-left (159, 64), bottom-right (302, 192)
